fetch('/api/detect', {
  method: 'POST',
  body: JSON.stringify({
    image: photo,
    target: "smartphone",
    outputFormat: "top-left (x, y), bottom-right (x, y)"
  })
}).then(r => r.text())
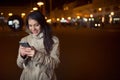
top-left (19, 42), bottom-right (31, 47)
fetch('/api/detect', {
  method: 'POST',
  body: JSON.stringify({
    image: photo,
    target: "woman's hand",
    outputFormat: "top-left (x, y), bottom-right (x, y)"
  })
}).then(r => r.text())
top-left (19, 45), bottom-right (27, 57)
top-left (25, 46), bottom-right (36, 57)
top-left (19, 46), bottom-right (36, 57)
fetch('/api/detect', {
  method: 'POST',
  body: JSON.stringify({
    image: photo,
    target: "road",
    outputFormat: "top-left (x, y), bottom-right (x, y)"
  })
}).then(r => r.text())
top-left (0, 27), bottom-right (120, 80)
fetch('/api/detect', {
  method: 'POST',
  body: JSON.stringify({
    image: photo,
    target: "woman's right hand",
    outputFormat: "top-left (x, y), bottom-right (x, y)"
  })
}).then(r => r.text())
top-left (19, 45), bottom-right (36, 58)
top-left (19, 45), bottom-right (28, 57)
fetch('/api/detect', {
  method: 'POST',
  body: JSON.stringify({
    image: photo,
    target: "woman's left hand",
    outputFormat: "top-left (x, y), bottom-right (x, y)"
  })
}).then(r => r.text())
top-left (25, 47), bottom-right (36, 57)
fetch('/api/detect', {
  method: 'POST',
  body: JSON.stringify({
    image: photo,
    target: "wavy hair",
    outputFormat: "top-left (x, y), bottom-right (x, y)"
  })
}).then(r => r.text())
top-left (26, 10), bottom-right (54, 54)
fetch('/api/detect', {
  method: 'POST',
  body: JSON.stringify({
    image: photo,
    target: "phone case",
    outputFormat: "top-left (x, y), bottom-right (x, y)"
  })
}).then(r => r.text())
top-left (19, 42), bottom-right (31, 47)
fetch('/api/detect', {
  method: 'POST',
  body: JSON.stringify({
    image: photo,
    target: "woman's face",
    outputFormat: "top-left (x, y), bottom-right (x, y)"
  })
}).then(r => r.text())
top-left (28, 18), bottom-right (41, 36)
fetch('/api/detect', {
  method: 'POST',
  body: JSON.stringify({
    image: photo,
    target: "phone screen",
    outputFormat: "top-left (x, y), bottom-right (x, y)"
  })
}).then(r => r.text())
top-left (19, 42), bottom-right (31, 47)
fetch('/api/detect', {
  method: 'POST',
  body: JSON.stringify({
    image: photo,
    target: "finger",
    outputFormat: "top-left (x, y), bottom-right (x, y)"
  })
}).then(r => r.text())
top-left (25, 50), bottom-right (31, 53)
top-left (27, 54), bottom-right (34, 57)
top-left (26, 52), bottom-right (35, 56)
top-left (20, 52), bottom-right (27, 56)
top-left (25, 48), bottom-right (32, 50)
top-left (20, 45), bottom-right (26, 49)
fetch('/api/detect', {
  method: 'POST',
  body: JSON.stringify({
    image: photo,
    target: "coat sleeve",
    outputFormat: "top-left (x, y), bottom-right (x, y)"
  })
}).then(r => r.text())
top-left (33, 36), bottom-right (60, 69)
top-left (16, 37), bottom-right (28, 69)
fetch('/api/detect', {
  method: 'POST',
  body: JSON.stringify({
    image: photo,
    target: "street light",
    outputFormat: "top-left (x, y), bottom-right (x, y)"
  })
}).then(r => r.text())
top-left (109, 12), bottom-right (114, 23)
top-left (98, 8), bottom-right (102, 11)
top-left (8, 13), bottom-right (13, 16)
top-left (37, 2), bottom-right (44, 7)
top-left (37, 1), bottom-right (44, 14)
top-left (111, 12), bottom-right (114, 16)
top-left (33, 7), bottom-right (38, 11)
top-left (90, 14), bottom-right (93, 18)
top-left (21, 13), bottom-right (26, 18)
top-left (1, 12), bottom-right (3, 15)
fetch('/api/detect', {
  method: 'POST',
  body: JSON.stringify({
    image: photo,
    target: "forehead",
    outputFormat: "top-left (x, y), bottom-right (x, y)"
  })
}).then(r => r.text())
top-left (28, 18), bottom-right (39, 24)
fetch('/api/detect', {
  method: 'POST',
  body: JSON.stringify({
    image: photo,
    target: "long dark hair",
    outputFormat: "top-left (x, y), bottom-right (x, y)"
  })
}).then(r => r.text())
top-left (26, 10), bottom-right (54, 54)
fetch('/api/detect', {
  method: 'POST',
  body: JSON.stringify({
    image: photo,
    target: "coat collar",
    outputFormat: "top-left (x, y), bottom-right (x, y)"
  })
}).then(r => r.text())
top-left (31, 32), bottom-right (44, 39)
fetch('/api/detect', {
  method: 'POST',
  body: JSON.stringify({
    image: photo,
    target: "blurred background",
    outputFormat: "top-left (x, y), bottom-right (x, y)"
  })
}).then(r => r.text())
top-left (0, 0), bottom-right (120, 80)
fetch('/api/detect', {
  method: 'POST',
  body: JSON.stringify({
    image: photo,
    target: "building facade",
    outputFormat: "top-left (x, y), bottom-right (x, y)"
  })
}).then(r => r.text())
top-left (51, 0), bottom-right (120, 20)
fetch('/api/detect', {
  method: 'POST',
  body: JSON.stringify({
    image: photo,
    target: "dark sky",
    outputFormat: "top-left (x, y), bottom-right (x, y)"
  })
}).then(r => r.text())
top-left (0, 0), bottom-right (92, 7)
top-left (52, 0), bottom-right (92, 8)
top-left (0, 0), bottom-right (92, 13)
top-left (0, 0), bottom-right (32, 6)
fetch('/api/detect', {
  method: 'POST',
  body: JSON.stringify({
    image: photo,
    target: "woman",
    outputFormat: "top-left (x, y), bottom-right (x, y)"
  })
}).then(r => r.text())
top-left (17, 10), bottom-right (60, 80)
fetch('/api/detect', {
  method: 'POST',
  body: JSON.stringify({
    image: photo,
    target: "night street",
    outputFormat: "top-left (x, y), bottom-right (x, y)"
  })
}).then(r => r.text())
top-left (0, 27), bottom-right (120, 80)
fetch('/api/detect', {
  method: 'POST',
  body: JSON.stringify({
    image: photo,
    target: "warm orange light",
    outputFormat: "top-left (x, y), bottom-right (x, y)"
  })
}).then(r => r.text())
top-left (21, 13), bottom-right (26, 18)
top-left (57, 18), bottom-right (60, 21)
top-left (77, 16), bottom-right (80, 19)
top-left (33, 7), bottom-right (38, 11)
top-left (37, 2), bottom-right (44, 7)
top-left (8, 13), bottom-right (13, 16)
top-left (67, 17), bottom-right (71, 20)
top-left (45, 17), bottom-right (47, 19)
top-left (1, 12), bottom-right (3, 15)
top-left (61, 17), bottom-right (65, 20)
top-left (90, 14), bottom-right (93, 18)
top-left (111, 12), bottom-right (114, 15)
top-left (98, 8), bottom-right (102, 11)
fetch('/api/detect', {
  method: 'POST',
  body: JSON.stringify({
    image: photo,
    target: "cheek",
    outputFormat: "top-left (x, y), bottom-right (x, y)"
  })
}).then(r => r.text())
top-left (36, 26), bottom-right (41, 31)
top-left (28, 27), bottom-right (32, 31)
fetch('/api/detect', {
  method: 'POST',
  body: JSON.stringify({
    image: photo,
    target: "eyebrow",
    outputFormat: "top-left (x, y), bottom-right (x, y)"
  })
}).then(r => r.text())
top-left (28, 23), bottom-right (39, 25)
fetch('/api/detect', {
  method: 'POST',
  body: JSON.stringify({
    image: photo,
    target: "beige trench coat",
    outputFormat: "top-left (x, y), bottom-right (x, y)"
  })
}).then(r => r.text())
top-left (17, 32), bottom-right (60, 80)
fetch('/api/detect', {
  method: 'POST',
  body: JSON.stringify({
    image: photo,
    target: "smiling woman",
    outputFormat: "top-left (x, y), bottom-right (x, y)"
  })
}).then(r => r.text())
top-left (17, 10), bottom-right (60, 80)
top-left (28, 18), bottom-right (41, 35)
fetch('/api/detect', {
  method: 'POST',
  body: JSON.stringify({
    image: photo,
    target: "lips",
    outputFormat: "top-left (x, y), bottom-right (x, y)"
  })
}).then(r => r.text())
top-left (32, 31), bottom-right (38, 34)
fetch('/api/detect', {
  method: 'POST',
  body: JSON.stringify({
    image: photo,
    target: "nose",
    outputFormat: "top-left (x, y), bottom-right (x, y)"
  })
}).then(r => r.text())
top-left (31, 26), bottom-right (36, 30)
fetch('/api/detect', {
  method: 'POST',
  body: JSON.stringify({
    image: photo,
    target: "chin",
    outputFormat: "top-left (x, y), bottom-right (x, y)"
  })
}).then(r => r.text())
top-left (31, 31), bottom-right (40, 35)
top-left (33, 33), bottom-right (38, 35)
top-left (33, 32), bottom-right (40, 35)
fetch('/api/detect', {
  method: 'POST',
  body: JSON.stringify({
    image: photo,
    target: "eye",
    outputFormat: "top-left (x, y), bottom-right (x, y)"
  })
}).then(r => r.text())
top-left (35, 24), bottom-right (39, 26)
top-left (28, 25), bottom-right (32, 27)
top-left (34, 24), bottom-right (40, 27)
